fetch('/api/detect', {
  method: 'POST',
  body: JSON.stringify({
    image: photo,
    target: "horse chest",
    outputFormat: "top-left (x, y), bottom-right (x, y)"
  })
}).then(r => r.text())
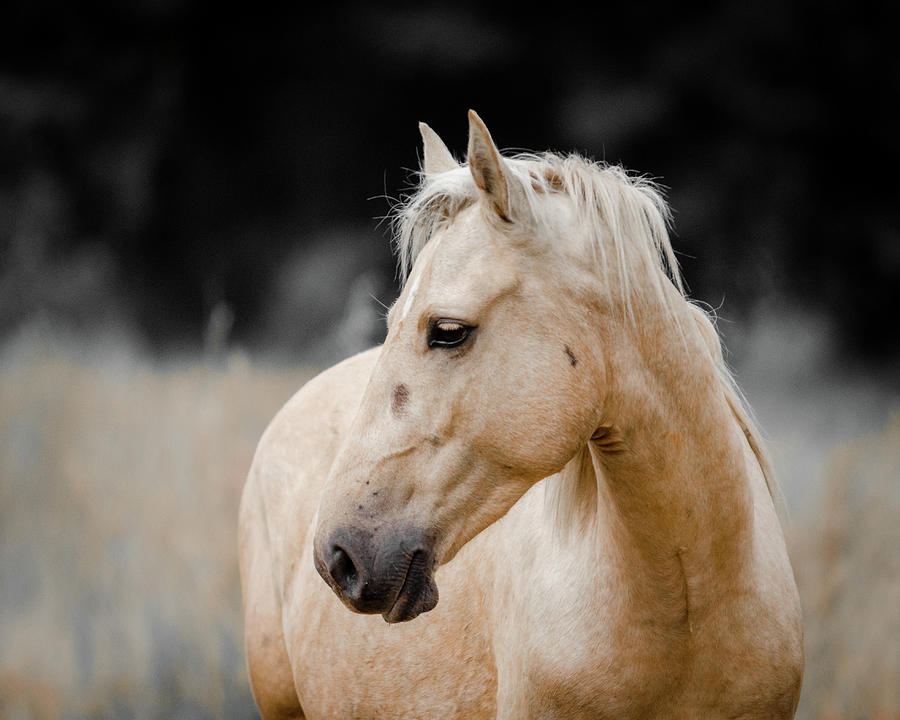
top-left (487, 518), bottom-right (685, 717)
top-left (486, 513), bottom-right (803, 719)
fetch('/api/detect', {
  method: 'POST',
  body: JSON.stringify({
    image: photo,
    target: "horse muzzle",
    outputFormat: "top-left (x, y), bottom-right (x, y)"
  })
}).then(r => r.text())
top-left (313, 525), bottom-right (439, 623)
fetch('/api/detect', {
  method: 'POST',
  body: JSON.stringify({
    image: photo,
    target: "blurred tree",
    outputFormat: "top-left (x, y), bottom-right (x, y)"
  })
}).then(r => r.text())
top-left (1, 0), bottom-right (896, 359)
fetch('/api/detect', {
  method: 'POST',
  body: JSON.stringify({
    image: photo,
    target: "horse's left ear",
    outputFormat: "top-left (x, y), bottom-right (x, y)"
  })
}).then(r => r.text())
top-left (419, 122), bottom-right (459, 175)
top-left (467, 110), bottom-right (515, 221)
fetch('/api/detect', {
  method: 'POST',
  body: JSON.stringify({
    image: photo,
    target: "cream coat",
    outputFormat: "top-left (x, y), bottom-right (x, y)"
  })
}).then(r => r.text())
top-left (239, 111), bottom-right (803, 719)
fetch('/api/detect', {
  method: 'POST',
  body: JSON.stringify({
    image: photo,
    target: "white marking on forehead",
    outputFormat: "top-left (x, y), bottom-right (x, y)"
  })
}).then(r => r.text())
top-left (399, 234), bottom-right (443, 321)
top-left (400, 269), bottom-right (422, 320)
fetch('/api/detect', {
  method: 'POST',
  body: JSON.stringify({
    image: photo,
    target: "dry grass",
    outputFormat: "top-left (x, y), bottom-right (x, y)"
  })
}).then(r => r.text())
top-left (0, 330), bottom-right (315, 719)
top-left (0, 329), bottom-right (897, 719)
top-left (788, 414), bottom-right (900, 720)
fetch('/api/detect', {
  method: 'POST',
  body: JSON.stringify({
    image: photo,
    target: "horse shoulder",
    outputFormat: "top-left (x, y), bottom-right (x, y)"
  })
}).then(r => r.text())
top-left (721, 487), bottom-right (804, 716)
top-left (681, 454), bottom-right (803, 718)
top-left (239, 346), bottom-right (382, 719)
top-left (239, 471), bottom-right (305, 719)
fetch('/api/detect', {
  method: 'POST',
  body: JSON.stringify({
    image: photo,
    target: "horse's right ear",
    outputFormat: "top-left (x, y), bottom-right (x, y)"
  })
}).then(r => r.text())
top-left (419, 122), bottom-right (459, 175)
top-left (467, 110), bottom-right (513, 221)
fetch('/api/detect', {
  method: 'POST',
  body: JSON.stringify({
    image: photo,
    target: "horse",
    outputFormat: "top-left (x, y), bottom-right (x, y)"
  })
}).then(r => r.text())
top-left (238, 110), bottom-right (804, 719)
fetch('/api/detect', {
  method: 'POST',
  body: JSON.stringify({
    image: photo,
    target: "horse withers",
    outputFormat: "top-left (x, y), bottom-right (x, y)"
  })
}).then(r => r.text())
top-left (239, 111), bottom-right (803, 719)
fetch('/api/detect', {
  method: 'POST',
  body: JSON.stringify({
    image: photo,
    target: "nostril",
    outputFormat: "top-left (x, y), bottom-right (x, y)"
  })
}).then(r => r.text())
top-left (328, 545), bottom-right (360, 598)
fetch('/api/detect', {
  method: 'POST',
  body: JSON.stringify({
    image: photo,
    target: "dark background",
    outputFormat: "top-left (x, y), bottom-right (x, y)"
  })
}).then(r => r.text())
top-left (2, 0), bottom-right (898, 364)
top-left (2, 4), bottom-right (899, 719)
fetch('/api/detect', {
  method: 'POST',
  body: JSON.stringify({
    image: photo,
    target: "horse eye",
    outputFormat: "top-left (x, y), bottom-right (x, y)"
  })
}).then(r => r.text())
top-left (428, 320), bottom-right (473, 348)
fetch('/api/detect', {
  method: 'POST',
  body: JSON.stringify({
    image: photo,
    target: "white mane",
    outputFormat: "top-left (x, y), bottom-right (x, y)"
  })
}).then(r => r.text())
top-left (392, 152), bottom-right (684, 316)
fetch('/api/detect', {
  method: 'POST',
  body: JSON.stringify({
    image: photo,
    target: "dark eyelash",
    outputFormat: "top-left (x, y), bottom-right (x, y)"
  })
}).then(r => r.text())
top-left (428, 320), bottom-right (474, 348)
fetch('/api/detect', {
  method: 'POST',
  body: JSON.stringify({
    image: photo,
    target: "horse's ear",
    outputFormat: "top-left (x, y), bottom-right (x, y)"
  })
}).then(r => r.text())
top-left (467, 110), bottom-right (513, 221)
top-left (419, 122), bottom-right (458, 175)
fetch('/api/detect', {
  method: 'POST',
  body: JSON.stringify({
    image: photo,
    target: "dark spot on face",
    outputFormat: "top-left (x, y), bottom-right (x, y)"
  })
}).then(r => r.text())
top-left (391, 383), bottom-right (409, 416)
top-left (564, 345), bottom-right (577, 367)
top-left (358, 505), bottom-right (363, 510)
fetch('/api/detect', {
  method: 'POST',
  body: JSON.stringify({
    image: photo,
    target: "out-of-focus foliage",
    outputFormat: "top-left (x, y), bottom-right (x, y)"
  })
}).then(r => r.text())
top-left (0, 328), bottom-right (316, 719)
top-left (788, 415), bottom-right (900, 719)
top-left (1, 1), bottom-right (897, 359)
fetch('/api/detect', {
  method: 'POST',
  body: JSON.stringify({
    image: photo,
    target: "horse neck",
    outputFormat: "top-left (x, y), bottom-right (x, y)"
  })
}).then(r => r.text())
top-left (558, 289), bottom-right (757, 618)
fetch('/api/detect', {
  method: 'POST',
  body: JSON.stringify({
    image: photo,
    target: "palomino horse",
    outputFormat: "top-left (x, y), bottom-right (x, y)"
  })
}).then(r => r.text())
top-left (239, 111), bottom-right (803, 719)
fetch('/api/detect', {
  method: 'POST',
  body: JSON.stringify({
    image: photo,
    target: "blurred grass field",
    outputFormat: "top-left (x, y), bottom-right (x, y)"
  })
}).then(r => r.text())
top-left (1, 324), bottom-right (897, 719)
top-left (0, 328), bottom-right (316, 719)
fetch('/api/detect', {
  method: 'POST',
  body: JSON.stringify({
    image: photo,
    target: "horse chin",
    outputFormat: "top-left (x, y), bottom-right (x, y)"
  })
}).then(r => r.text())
top-left (382, 556), bottom-right (439, 623)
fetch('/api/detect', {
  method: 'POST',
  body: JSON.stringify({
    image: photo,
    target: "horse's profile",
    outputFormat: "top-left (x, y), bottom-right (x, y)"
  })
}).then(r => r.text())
top-left (239, 111), bottom-right (803, 719)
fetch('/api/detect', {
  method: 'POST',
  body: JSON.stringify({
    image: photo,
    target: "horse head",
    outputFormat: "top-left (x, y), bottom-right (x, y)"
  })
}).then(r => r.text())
top-left (313, 112), bottom-right (617, 622)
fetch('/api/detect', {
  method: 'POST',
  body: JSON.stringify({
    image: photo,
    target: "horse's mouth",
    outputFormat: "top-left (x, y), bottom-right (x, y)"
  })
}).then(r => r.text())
top-left (313, 524), bottom-right (439, 621)
top-left (382, 548), bottom-right (439, 623)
